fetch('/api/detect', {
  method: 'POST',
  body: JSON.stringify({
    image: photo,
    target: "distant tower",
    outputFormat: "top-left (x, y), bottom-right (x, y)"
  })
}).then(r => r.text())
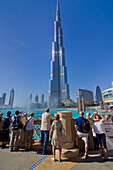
top-left (95, 86), bottom-right (103, 103)
top-left (29, 93), bottom-right (32, 103)
top-left (2, 93), bottom-right (6, 105)
top-left (41, 93), bottom-right (44, 104)
top-left (35, 95), bottom-right (39, 103)
top-left (0, 97), bottom-right (3, 105)
top-left (9, 89), bottom-right (14, 108)
top-left (49, 0), bottom-right (70, 107)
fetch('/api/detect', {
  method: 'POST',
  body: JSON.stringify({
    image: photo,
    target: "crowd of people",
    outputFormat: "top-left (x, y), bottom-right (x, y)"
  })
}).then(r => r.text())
top-left (75, 111), bottom-right (108, 161)
top-left (0, 108), bottom-right (110, 162)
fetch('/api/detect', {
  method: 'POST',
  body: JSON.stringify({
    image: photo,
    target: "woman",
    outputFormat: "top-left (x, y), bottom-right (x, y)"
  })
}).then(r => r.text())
top-left (20, 113), bottom-right (28, 142)
top-left (91, 112), bottom-right (108, 160)
top-left (25, 112), bottom-right (39, 151)
top-left (50, 114), bottom-right (63, 162)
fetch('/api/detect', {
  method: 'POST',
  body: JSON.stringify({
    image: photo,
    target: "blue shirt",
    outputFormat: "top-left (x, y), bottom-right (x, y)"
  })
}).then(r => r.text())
top-left (75, 117), bottom-right (85, 133)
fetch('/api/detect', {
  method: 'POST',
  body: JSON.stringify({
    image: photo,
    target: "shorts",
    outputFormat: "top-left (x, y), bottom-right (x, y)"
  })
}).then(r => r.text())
top-left (77, 131), bottom-right (89, 143)
top-left (96, 133), bottom-right (107, 148)
top-left (25, 130), bottom-right (33, 143)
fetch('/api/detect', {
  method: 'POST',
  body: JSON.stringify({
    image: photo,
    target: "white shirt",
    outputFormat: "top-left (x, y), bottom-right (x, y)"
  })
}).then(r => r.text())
top-left (26, 117), bottom-right (37, 130)
top-left (41, 112), bottom-right (51, 131)
top-left (94, 119), bottom-right (105, 134)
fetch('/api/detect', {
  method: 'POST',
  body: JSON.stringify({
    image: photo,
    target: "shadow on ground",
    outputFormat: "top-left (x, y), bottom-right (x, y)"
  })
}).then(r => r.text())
top-left (61, 150), bottom-right (113, 164)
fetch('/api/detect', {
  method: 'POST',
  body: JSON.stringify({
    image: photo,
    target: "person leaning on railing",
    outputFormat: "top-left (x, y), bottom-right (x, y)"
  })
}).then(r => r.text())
top-left (24, 112), bottom-right (39, 151)
top-left (40, 108), bottom-right (52, 154)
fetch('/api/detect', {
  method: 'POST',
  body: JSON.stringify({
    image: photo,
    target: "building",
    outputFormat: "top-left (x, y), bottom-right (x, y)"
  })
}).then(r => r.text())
top-left (35, 95), bottom-right (39, 103)
top-left (49, 0), bottom-right (70, 108)
top-left (0, 97), bottom-right (3, 105)
top-left (95, 86), bottom-right (103, 104)
top-left (29, 93), bottom-right (41, 109)
top-left (102, 87), bottom-right (113, 109)
top-left (2, 93), bottom-right (6, 105)
top-left (77, 89), bottom-right (94, 112)
top-left (41, 93), bottom-right (44, 105)
top-left (8, 89), bottom-right (14, 108)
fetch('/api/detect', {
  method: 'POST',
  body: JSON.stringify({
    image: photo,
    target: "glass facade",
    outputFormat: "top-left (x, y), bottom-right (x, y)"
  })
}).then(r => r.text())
top-left (95, 86), bottom-right (103, 103)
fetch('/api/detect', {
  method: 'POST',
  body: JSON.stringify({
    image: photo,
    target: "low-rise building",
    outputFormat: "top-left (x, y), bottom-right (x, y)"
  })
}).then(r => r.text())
top-left (102, 87), bottom-right (113, 108)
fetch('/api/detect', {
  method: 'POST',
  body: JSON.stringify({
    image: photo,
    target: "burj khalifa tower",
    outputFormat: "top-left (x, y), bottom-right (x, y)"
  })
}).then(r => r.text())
top-left (49, 0), bottom-right (70, 107)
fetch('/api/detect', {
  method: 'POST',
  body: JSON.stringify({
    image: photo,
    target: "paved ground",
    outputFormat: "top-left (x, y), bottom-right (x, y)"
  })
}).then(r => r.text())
top-left (0, 149), bottom-right (47, 170)
top-left (0, 119), bottom-right (113, 170)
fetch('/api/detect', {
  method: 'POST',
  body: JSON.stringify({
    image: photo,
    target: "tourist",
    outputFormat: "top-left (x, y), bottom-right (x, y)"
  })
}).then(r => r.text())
top-left (50, 114), bottom-right (63, 162)
top-left (86, 112), bottom-right (94, 150)
top-left (75, 111), bottom-right (90, 159)
top-left (25, 112), bottom-right (39, 151)
top-left (9, 110), bottom-right (23, 152)
top-left (1, 111), bottom-right (12, 148)
top-left (20, 113), bottom-right (28, 142)
top-left (90, 112), bottom-right (99, 150)
top-left (41, 108), bottom-right (52, 154)
top-left (0, 113), bottom-right (3, 142)
top-left (91, 112), bottom-right (108, 161)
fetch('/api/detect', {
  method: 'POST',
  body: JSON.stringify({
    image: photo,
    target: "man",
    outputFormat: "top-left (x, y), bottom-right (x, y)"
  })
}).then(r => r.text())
top-left (1, 111), bottom-right (11, 148)
top-left (9, 110), bottom-right (23, 152)
top-left (41, 108), bottom-right (52, 154)
top-left (75, 111), bottom-right (90, 159)
top-left (0, 113), bottom-right (3, 141)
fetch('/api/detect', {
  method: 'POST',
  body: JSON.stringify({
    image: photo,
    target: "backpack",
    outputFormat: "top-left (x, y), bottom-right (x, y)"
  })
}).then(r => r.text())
top-left (2, 117), bottom-right (10, 129)
top-left (23, 117), bottom-right (32, 131)
top-left (81, 118), bottom-right (90, 133)
top-left (11, 116), bottom-right (23, 130)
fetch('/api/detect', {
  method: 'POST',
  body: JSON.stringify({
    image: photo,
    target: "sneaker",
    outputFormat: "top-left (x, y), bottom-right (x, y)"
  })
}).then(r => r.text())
top-left (58, 158), bottom-right (62, 162)
top-left (51, 158), bottom-right (56, 162)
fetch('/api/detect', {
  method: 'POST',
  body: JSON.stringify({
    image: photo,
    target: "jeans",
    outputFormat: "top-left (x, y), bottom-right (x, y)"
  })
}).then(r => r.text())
top-left (41, 130), bottom-right (49, 154)
top-left (96, 133), bottom-right (107, 148)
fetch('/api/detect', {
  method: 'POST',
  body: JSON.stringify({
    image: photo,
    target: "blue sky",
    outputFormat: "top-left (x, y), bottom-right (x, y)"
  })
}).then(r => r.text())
top-left (0, 0), bottom-right (113, 107)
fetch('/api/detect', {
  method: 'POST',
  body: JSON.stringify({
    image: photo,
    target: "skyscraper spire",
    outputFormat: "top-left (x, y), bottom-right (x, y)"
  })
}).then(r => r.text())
top-left (57, 0), bottom-right (59, 11)
top-left (56, 0), bottom-right (60, 21)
